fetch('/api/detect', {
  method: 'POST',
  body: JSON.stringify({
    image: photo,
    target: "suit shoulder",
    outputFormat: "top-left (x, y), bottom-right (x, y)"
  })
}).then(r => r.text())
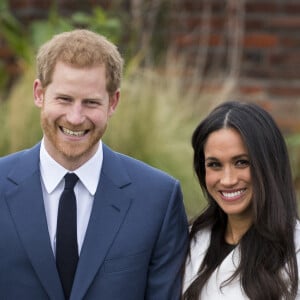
top-left (0, 144), bottom-right (39, 176)
top-left (0, 149), bottom-right (28, 169)
top-left (117, 152), bottom-right (176, 180)
top-left (115, 151), bottom-right (178, 183)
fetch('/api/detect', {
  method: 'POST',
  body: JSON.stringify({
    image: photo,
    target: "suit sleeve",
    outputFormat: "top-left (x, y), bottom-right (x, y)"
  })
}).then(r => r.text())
top-left (145, 180), bottom-right (189, 300)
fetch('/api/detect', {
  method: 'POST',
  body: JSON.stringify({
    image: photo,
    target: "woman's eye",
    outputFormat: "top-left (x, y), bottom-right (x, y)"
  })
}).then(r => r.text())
top-left (206, 161), bottom-right (221, 169)
top-left (236, 159), bottom-right (250, 167)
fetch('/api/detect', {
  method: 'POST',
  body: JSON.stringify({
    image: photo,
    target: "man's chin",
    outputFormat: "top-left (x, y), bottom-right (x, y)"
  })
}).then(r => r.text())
top-left (57, 145), bottom-right (86, 161)
top-left (54, 139), bottom-right (99, 164)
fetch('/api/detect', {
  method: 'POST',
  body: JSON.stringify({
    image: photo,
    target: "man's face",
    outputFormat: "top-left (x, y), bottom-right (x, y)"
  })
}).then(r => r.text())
top-left (34, 61), bottom-right (119, 170)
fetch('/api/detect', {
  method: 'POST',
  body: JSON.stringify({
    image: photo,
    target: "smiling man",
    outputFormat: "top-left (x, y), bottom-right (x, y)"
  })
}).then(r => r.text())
top-left (0, 29), bottom-right (188, 300)
top-left (34, 61), bottom-right (116, 170)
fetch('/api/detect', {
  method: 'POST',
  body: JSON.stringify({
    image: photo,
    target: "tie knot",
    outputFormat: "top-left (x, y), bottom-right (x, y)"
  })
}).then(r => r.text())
top-left (64, 173), bottom-right (79, 190)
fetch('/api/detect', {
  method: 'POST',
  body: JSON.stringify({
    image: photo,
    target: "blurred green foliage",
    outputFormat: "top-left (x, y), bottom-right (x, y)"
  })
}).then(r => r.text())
top-left (286, 134), bottom-right (300, 201)
top-left (0, 4), bottom-right (121, 63)
top-left (0, 3), bottom-right (122, 98)
top-left (104, 66), bottom-right (212, 217)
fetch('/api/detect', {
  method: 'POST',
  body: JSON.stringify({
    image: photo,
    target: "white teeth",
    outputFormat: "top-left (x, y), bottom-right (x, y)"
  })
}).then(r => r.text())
top-left (62, 127), bottom-right (85, 137)
top-left (222, 190), bottom-right (245, 199)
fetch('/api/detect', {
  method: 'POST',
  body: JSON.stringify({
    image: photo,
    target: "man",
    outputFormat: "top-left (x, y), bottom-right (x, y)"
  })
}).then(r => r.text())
top-left (0, 29), bottom-right (188, 299)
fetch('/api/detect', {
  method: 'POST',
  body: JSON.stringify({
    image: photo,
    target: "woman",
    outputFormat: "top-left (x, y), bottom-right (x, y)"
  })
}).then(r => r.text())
top-left (183, 101), bottom-right (300, 299)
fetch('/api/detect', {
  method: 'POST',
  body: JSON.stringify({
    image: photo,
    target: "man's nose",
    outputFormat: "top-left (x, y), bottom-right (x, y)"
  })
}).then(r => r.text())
top-left (66, 103), bottom-right (85, 125)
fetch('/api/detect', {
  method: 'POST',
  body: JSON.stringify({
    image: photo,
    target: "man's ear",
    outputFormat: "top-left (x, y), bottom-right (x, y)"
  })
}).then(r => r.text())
top-left (33, 79), bottom-right (44, 108)
top-left (108, 89), bottom-right (120, 117)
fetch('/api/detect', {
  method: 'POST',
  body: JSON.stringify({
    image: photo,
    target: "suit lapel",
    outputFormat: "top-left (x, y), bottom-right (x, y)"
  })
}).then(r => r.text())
top-left (71, 145), bottom-right (133, 300)
top-left (5, 144), bottom-right (64, 300)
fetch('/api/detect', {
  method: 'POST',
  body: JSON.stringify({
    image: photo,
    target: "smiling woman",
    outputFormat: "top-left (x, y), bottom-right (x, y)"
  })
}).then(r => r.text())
top-left (204, 127), bottom-right (253, 244)
top-left (182, 101), bottom-right (300, 299)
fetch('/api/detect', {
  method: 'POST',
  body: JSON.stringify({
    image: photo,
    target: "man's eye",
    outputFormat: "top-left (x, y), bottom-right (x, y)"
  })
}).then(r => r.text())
top-left (86, 100), bottom-right (100, 106)
top-left (58, 97), bottom-right (71, 102)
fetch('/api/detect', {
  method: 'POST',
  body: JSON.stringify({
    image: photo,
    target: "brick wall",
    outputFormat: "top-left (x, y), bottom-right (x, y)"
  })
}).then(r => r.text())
top-left (2, 0), bottom-right (300, 132)
top-left (9, 0), bottom-right (112, 23)
top-left (169, 0), bottom-right (300, 132)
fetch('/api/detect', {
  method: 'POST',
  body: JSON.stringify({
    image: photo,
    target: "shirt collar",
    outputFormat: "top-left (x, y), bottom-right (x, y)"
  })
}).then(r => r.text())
top-left (40, 139), bottom-right (103, 195)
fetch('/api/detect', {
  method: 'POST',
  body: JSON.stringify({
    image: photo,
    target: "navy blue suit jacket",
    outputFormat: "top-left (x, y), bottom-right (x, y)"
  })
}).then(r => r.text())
top-left (0, 143), bottom-right (188, 299)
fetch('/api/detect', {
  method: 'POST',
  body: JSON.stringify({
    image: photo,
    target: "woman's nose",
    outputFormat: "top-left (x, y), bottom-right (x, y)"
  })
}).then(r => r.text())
top-left (220, 167), bottom-right (238, 186)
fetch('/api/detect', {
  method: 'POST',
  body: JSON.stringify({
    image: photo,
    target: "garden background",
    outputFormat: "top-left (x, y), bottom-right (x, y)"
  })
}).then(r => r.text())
top-left (1, 0), bottom-right (300, 218)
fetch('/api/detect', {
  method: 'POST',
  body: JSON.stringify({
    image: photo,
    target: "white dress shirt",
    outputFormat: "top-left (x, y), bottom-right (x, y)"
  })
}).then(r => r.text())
top-left (39, 139), bottom-right (103, 256)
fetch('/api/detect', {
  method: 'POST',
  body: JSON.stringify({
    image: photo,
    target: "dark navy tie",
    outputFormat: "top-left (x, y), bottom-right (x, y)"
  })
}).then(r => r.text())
top-left (56, 173), bottom-right (79, 299)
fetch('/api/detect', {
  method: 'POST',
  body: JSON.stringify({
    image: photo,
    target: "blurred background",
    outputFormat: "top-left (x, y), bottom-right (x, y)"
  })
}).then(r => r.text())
top-left (1, 0), bottom-right (300, 219)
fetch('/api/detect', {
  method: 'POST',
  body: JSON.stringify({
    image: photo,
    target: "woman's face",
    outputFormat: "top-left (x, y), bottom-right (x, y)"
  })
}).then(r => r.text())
top-left (204, 127), bottom-right (253, 221)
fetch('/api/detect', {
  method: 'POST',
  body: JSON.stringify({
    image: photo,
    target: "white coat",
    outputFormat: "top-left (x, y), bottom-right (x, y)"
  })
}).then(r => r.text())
top-left (183, 222), bottom-right (300, 299)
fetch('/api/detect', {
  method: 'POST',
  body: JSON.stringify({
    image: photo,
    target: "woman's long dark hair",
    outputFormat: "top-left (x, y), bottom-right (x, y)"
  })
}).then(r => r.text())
top-left (183, 101), bottom-right (299, 300)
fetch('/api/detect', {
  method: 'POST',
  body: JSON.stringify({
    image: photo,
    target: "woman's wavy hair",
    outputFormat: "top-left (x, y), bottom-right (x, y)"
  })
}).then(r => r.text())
top-left (183, 101), bottom-right (299, 300)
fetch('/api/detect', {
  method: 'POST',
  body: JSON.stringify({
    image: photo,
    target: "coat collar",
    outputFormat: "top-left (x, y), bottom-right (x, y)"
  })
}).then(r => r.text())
top-left (71, 144), bottom-right (133, 299)
top-left (5, 143), bottom-right (65, 299)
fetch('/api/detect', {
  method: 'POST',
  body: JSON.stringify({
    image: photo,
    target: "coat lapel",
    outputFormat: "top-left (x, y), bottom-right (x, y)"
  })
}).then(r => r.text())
top-left (5, 144), bottom-right (64, 300)
top-left (71, 145), bottom-right (133, 300)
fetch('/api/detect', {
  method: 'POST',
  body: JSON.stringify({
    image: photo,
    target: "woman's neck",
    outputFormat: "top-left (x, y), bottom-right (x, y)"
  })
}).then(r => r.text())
top-left (225, 215), bottom-right (252, 245)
